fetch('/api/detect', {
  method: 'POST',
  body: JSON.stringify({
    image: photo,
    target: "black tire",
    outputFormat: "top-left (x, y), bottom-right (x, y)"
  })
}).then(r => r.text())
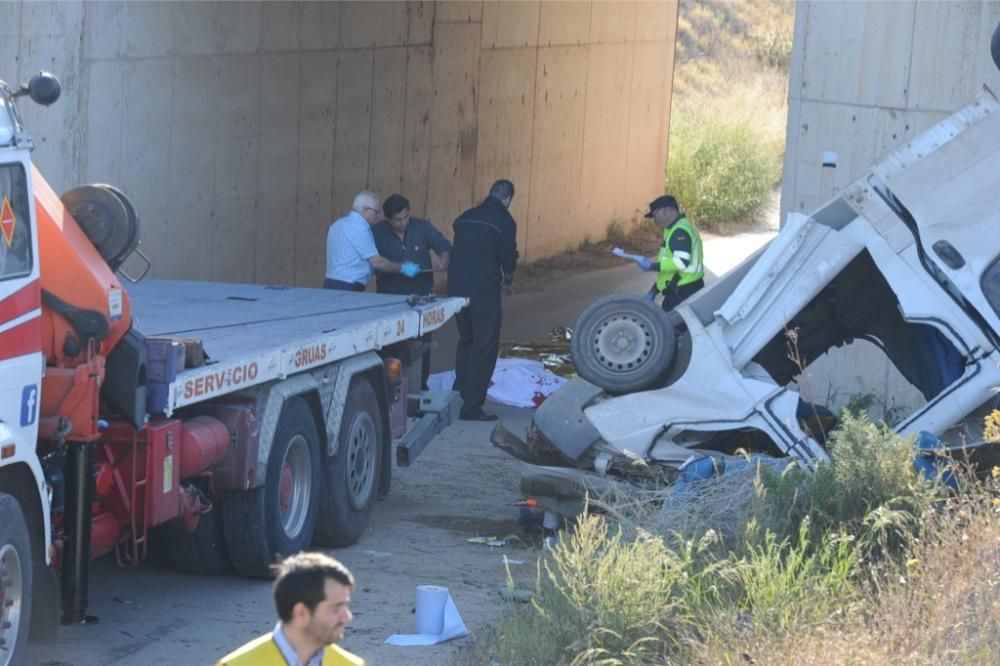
top-left (223, 397), bottom-right (321, 578)
top-left (570, 295), bottom-right (677, 394)
top-left (162, 493), bottom-right (232, 575)
top-left (992, 22), bottom-right (1000, 73)
top-left (0, 493), bottom-right (33, 666)
top-left (314, 377), bottom-right (384, 547)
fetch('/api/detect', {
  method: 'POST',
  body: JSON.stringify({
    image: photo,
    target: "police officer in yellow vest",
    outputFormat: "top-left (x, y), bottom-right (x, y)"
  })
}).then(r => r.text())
top-left (635, 195), bottom-right (704, 312)
top-left (218, 552), bottom-right (364, 666)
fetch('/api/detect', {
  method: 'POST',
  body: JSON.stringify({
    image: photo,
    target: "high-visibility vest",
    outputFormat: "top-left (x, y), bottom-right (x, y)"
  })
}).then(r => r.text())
top-left (656, 216), bottom-right (703, 292)
top-left (217, 633), bottom-right (365, 666)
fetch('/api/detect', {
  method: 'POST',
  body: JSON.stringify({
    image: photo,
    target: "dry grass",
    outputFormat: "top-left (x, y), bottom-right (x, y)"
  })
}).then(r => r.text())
top-left (699, 490), bottom-right (1000, 665)
top-left (668, 0), bottom-right (794, 231)
top-left (471, 412), bottom-right (1000, 665)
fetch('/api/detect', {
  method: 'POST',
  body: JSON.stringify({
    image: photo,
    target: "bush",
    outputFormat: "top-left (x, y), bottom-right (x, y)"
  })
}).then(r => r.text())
top-left (473, 413), bottom-right (959, 665)
top-left (748, 28), bottom-right (794, 69)
top-left (755, 412), bottom-right (939, 562)
top-left (471, 516), bottom-right (720, 665)
top-left (666, 0), bottom-right (793, 232)
top-left (700, 476), bottom-right (1000, 665)
top-left (667, 108), bottom-right (782, 230)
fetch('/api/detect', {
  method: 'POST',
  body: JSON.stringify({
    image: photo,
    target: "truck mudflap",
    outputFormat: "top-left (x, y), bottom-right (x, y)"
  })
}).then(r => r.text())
top-left (396, 390), bottom-right (461, 466)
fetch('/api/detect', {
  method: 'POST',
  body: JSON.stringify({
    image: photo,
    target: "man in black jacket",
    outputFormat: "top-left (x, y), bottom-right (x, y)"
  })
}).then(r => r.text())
top-left (447, 179), bottom-right (519, 421)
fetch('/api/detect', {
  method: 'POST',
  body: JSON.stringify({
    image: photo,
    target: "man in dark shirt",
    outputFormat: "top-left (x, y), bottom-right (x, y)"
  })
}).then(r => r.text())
top-left (447, 179), bottom-right (519, 422)
top-left (372, 193), bottom-right (452, 390)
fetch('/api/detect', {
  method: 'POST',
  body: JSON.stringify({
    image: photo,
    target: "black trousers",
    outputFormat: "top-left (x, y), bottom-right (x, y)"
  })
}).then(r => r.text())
top-left (661, 278), bottom-right (705, 312)
top-left (452, 297), bottom-right (502, 414)
top-left (324, 278), bottom-right (365, 291)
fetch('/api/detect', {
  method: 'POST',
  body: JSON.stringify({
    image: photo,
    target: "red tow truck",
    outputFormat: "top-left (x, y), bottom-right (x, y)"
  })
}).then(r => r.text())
top-left (0, 72), bottom-right (464, 665)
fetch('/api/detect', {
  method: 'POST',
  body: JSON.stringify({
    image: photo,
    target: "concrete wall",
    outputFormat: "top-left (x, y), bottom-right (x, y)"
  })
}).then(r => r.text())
top-left (2, 1), bottom-right (678, 285)
top-left (782, 0), bottom-right (1000, 219)
top-left (782, 1), bottom-right (1000, 422)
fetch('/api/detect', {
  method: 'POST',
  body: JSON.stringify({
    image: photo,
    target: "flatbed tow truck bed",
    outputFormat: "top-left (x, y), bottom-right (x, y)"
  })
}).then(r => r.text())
top-left (126, 280), bottom-right (466, 415)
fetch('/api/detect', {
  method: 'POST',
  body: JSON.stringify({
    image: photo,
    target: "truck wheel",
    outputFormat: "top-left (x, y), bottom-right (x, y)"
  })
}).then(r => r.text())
top-left (0, 493), bottom-right (32, 666)
top-left (571, 295), bottom-right (676, 394)
top-left (224, 397), bottom-right (321, 578)
top-left (314, 377), bottom-right (383, 547)
top-left (163, 494), bottom-right (232, 575)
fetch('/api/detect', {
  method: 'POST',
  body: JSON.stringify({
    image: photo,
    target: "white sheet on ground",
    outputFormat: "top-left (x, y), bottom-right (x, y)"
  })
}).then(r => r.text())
top-left (428, 358), bottom-right (567, 408)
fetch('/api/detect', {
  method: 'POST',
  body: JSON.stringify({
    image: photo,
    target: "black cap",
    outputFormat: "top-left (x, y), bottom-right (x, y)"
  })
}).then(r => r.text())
top-left (644, 194), bottom-right (678, 218)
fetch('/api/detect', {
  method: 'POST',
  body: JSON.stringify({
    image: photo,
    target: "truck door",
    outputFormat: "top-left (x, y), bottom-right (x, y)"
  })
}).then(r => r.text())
top-left (869, 94), bottom-right (1000, 344)
top-left (0, 155), bottom-right (42, 445)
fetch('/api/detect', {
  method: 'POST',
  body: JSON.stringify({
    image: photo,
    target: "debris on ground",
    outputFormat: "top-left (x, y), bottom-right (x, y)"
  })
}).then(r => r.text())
top-left (498, 326), bottom-right (575, 378)
top-left (498, 586), bottom-right (534, 603)
top-left (466, 536), bottom-right (508, 547)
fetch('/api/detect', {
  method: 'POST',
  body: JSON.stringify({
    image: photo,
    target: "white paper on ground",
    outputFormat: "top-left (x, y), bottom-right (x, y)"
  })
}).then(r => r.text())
top-left (385, 592), bottom-right (470, 646)
top-left (427, 359), bottom-right (566, 408)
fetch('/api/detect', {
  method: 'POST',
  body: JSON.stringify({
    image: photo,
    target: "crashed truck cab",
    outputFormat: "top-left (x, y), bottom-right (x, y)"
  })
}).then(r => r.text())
top-left (494, 87), bottom-right (1000, 513)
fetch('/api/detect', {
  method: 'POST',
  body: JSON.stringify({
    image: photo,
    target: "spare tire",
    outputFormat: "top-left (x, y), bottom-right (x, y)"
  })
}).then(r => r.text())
top-left (570, 295), bottom-right (676, 394)
top-left (94, 184), bottom-right (141, 271)
top-left (992, 21), bottom-right (1000, 73)
top-left (60, 185), bottom-right (135, 270)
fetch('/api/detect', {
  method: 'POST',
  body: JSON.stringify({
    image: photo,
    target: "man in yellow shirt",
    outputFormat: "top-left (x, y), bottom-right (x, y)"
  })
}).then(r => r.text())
top-left (635, 195), bottom-right (704, 312)
top-left (218, 552), bottom-right (364, 665)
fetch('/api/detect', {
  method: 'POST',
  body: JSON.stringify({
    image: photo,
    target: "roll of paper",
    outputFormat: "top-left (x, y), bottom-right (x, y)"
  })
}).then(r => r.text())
top-left (415, 585), bottom-right (449, 635)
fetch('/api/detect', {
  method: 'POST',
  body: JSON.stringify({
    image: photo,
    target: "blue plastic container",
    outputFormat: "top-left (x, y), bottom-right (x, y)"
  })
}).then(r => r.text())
top-left (912, 431), bottom-right (958, 489)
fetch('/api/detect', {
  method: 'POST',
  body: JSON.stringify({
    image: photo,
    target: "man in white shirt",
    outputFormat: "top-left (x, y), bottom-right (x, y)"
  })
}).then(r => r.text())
top-left (325, 190), bottom-right (419, 291)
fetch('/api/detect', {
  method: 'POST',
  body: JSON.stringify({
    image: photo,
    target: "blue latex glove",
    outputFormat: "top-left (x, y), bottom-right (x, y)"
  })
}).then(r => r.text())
top-left (644, 290), bottom-right (656, 302)
top-left (400, 262), bottom-right (421, 278)
top-left (636, 257), bottom-right (653, 272)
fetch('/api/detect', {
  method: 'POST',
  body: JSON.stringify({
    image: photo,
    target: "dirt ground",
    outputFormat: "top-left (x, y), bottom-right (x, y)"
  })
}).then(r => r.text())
top-left (24, 404), bottom-right (541, 666)
top-left (514, 192), bottom-right (779, 294)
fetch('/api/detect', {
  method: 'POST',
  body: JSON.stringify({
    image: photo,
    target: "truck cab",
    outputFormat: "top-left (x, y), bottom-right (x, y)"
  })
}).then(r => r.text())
top-left (0, 73), bottom-right (57, 666)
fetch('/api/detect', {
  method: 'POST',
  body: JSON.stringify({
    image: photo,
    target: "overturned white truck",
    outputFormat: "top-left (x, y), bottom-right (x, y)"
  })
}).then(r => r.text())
top-left (494, 86), bottom-right (1000, 510)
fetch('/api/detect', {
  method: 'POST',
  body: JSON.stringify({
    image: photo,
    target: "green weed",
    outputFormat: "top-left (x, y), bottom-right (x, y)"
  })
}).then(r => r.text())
top-left (472, 413), bottom-right (963, 665)
top-left (667, 109), bottom-right (782, 229)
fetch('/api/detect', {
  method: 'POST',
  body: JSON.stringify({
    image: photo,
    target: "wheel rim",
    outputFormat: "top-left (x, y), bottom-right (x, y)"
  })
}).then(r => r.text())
top-left (346, 411), bottom-right (377, 511)
top-left (0, 543), bottom-right (24, 666)
top-left (279, 434), bottom-right (312, 540)
top-left (592, 313), bottom-right (655, 374)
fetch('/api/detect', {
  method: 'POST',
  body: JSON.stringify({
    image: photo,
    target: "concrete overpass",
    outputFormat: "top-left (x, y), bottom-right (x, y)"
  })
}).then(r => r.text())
top-left (2, 1), bottom-right (678, 285)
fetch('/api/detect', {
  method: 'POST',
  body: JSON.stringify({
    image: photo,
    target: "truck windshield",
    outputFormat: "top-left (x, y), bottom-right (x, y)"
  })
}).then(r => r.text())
top-left (0, 163), bottom-right (30, 280)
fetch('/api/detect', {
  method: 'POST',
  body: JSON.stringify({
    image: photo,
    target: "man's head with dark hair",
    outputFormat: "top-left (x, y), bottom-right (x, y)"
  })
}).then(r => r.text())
top-left (272, 552), bottom-right (355, 647)
top-left (382, 193), bottom-right (412, 235)
top-left (488, 179), bottom-right (515, 207)
top-left (382, 194), bottom-right (410, 220)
